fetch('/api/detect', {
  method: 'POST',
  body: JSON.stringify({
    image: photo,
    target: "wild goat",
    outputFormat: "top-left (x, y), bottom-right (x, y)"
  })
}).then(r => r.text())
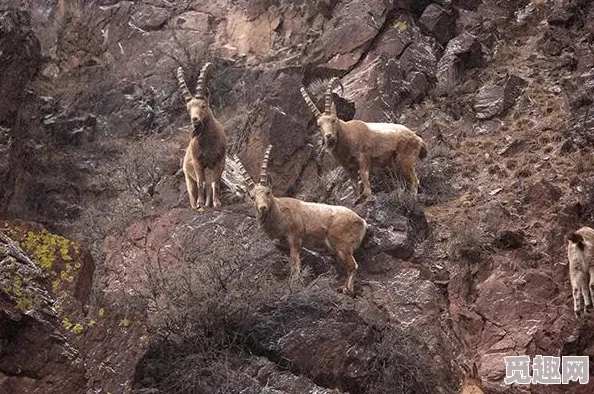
top-left (460, 363), bottom-right (484, 394)
top-left (177, 63), bottom-right (227, 208)
top-left (234, 145), bottom-right (367, 294)
top-left (566, 226), bottom-right (594, 316)
top-left (301, 78), bottom-right (428, 204)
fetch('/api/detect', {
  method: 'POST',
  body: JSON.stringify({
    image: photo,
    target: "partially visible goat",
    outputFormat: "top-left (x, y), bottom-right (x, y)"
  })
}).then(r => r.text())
top-left (177, 63), bottom-right (227, 208)
top-left (566, 226), bottom-right (594, 316)
top-left (459, 363), bottom-right (484, 394)
top-left (301, 78), bottom-right (427, 203)
top-left (234, 145), bottom-right (367, 293)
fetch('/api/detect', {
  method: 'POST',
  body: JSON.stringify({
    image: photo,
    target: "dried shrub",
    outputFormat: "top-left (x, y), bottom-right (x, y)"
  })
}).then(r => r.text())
top-left (418, 143), bottom-right (458, 205)
top-left (132, 228), bottom-right (285, 394)
top-left (448, 220), bottom-right (491, 263)
top-left (363, 327), bottom-right (452, 394)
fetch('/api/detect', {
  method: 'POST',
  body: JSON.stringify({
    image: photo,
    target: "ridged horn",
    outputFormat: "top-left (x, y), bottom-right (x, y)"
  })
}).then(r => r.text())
top-left (177, 67), bottom-right (192, 103)
top-left (233, 155), bottom-right (256, 190)
top-left (300, 87), bottom-right (322, 118)
top-left (324, 77), bottom-right (343, 114)
top-left (260, 145), bottom-right (272, 185)
top-left (195, 62), bottom-right (213, 99)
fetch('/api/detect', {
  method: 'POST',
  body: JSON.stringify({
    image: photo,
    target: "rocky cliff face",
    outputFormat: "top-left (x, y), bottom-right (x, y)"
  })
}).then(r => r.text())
top-left (2, 0), bottom-right (594, 393)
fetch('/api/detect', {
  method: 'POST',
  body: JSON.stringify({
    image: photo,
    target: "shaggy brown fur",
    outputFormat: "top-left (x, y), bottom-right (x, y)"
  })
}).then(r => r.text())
top-left (177, 63), bottom-right (227, 208)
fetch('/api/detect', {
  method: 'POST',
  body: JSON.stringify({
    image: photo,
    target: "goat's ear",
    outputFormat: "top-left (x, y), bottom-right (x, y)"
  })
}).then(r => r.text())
top-left (330, 101), bottom-right (337, 116)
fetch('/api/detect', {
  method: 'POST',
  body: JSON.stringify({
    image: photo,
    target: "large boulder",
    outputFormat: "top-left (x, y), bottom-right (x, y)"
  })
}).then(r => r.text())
top-left (0, 231), bottom-right (87, 394)
top-left (436, 32), bottom-right (484, 95)
top-left (474, 74), bottom-right (528, 120)
top-left (0, 9), bottom-right (42, 213)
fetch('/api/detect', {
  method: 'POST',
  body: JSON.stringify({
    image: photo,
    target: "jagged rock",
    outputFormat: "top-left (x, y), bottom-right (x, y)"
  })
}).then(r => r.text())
top-left (0, 8), bottom-right (42, 213)
top-left (130, 3), bottom-right (171, 31)
top-left (473, 74), bottom-right (528, 119)
top-left (358, 193), bottom-right (428, 261)
top-left (311, 0), bottom-right (391, 70)
top-left (0, 231), bottom-right (87, 394)
top-left (341, 14), bottom-right (437, 120)
top-left (436, 32), bottom-right (484, 95)
top-left (399, 38), bottom-right (438, 81)
top-left (492, 230), bottom-right (525, 250)
top-left (453, 0), bottom-right (481, 10)
top-left (419, 3), bottom-right (456, 46)
top-left (43, 113), bottom-right (97, 145)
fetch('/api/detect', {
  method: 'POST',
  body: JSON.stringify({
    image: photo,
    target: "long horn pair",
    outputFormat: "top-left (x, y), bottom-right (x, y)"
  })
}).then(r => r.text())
top-left (234, 155), bottom-right (256, 190)
top-left (195, 62), bottom-right (213, 99)
top-left (176, 67), bottom-right (192, 103)
top-left (300, 87), bottom-right (322, 118)
top-left (324, 77), bottom-right (343, 114)
top-left (234, 144), bottom-right (272, 189)
top-left (259, 145), bottom-right (272, 185)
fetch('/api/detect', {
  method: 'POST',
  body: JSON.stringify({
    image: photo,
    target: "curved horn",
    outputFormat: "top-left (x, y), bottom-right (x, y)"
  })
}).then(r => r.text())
top-left (195, 62), bottom-right (213, 99)
top-left (260, 145), bottom-right (272, 185)
top-left (300, 87), bottom-right (322, 118)
top-left (176, 67), bottom-right (192, 103)
top-left (233, 155), bottom-right (256, 190)
top-left (324, 77), bottom-right (343, 114)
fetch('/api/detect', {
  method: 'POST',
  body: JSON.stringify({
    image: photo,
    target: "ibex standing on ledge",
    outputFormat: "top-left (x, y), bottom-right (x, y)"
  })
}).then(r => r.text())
top-left (301, 77), bottom-right (428, 204)
top-left (177, 63), bottom-right (227, 209)
top-left (234, 145), bottom-right (367, 294)
top-left (566, 226), bottom-right (594, 317)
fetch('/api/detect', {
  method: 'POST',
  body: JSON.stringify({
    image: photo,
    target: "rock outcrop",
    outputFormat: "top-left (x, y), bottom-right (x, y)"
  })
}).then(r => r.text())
top-left (2, 0), bottom-right (594, 393)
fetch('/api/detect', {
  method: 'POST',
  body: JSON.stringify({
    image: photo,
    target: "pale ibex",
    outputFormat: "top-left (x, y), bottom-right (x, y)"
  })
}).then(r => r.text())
top-left (177, 63), bottom-right (227, 208)
top-left (301, 77), bottom-right (428, 204)
top-left (566, 226), bottom-right (594, 316)
top-left (234, 145), bottom-right (367, 293)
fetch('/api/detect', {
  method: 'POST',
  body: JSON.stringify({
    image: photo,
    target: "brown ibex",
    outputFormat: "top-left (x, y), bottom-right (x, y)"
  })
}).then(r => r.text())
top-left (566, 226), bottom-right (594, 316)
top-left (177, 63), bottom-right (227, 208)
top-left (301, 77), bottom-right (428, 204)
top-left (234, 145), bottom-right (367, 294)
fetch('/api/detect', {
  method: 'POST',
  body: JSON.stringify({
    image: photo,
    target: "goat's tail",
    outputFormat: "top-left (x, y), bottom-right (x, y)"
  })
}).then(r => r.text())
top-left (418, 141), bottom-right (428, 160)
top-left (567, 232), bottom-right (586, 250)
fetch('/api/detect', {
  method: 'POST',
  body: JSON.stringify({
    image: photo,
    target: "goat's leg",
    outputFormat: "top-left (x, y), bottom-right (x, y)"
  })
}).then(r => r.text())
top-left (589, 267), bottom-right (594, 309)
top-left (212, 159), bottom-right (224, 209)
top-left (354, 158), bottom-right (371, 205)
top-left (204, 169), bottom-right (213, 207)
top-left (572, 272), bottom-right (586, 316)
top-left (402, 157), bottom-right (420, 198)
top-left (184, 173), bottom-right (198, 209)
top-left (575, 270), bottom-right (591, 314)
top-left (346, 168), bottom-right (361, 200)
top-left (337, 249), bottom-right (358, 294)
top-left (288, 236), bottom-right (302, 287)
top-left (194, 166), bottom-right (206, 207)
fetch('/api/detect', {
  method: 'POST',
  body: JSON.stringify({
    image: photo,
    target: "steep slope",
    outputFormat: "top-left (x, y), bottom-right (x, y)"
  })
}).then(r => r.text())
top-left (1, 0), bottom-right (594, 393)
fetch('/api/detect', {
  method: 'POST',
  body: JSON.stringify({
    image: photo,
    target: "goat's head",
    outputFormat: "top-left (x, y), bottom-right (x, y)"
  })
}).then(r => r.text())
top-left (235, 145), bottom-right (273, 220)
top-left (177, 63), bottom-right (213, 132)
top-left (301, 77), bottom-right (343, 149)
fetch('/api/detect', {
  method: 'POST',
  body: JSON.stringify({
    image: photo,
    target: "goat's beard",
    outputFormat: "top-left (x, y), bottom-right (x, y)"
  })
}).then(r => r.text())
top-left (325, 137), bottom-right (336, 149)
top-left (257, 210), bottom-right (268, 222)
top-left (192, 121), bottom-right (206, 135)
